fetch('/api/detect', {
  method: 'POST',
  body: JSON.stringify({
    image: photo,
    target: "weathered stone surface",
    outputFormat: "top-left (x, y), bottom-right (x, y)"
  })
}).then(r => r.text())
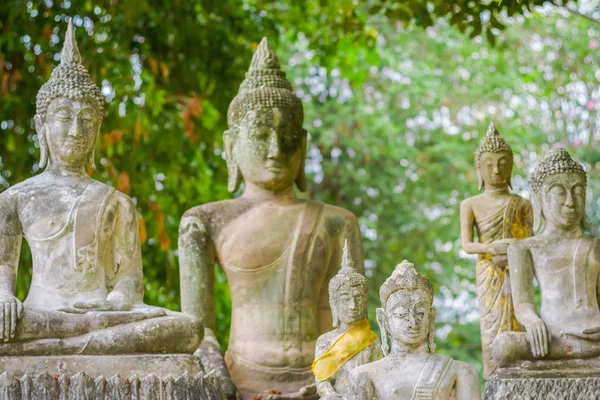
top-left (346, 261), bottom-right (481, 400)
top-left (0, 371), bottom-right (224, 400)
top-left (178, 37), bottom-right (364, 400)
top-left (492, 148), bottom-right (600, 367)
top-left (484, 376), bottom-right (600, 400)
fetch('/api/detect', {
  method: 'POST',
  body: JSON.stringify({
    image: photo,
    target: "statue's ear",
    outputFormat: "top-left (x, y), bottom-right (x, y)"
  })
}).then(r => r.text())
top-left (376, 307), bottom-right (390, 356)
top-left (224, 129), bottom-right (242, 193)
top-left (331, 303), bottom-right (339, 328)
top-left (428, 307), bottom-right (437, 353)
top-left (477, 169), bottom-right (484, 192)
top-left (532, 196), bottom-right (543, 233)
top-left (295, 129), bottom-right (308, 192)
top-left (581, 213), bottom-right (588, 230)
top-left (34, 114), bottom-right (49, 170)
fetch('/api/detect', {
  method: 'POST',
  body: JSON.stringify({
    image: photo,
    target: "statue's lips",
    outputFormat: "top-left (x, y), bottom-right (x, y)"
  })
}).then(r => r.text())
top-left (265, 163), bottom-right (287, 172)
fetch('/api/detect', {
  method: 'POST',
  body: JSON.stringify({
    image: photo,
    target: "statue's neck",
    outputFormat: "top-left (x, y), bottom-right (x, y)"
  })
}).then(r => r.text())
top-left (483, 187), bottom-right (510, 196)
top-left (543, 223), bottom-right (583, 239)
top-left (390, 340), bottom-right (427, 356)
top-left (45, 161), bottom-right (88, 178)
top-left (241, 182), bottom-right (298, 203)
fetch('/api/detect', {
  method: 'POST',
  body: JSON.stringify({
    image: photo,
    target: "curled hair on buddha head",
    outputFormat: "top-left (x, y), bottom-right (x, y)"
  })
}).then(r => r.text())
top-left (474, 123), bottom-right (514, 191)
top-left (329, 240), bottom-right (369, 328)
top-left (35, 19), bottom-right (104, 171)
top-left (224, 37), bottom-right (306, 193)
top-left (530, 148), bottom-right (587, 232)
top-left (377, 260), bottom-right (436, 356)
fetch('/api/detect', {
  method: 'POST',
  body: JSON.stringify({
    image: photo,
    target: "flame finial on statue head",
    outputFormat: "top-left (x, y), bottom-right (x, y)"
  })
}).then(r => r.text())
top-left (329, 240), bottom-right (368, 301)
top-left (249, 38), bottom-right (281, 71)
top-left (61, 19), bottom-right (82, 65)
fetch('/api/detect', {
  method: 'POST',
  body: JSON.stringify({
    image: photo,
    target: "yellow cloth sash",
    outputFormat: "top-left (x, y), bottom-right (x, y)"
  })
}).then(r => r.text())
top-left (311, 319), bottom-right (378, 382)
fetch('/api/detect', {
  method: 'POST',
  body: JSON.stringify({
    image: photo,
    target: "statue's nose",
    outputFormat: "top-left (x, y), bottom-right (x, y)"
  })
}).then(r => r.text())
top-left (68, 118), bottom-right (80, 137)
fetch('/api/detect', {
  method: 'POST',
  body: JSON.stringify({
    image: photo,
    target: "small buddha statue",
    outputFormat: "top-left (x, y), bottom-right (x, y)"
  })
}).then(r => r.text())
top-left (0, 21), bottom-right (201, 356)
top-left (312, 240), bottom-right (381, 400)
top-left (178, 38), bottom-right (364, 400)
top-left (493, 148), bottom-right (600, 366)
top-left (459, 123), bottom-right (533, 378)
top-left (347, 261), bottom-right (481, 400)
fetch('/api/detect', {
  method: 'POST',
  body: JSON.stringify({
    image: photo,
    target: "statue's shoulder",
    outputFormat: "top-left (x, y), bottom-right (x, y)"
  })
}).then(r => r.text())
top-left (509, 193), bottom-right (532, 207)
top-left (349, 357), bottom-right (384, 380)
top-left (180, 199), bottom-right (241, 233)
top-left (448, 358), bottom-right (477, 376)
top-left (0, 176), bottom-right (42, 205)
top-left (461, 193), bottom-right (483, 207)
top-left (315, 329), bottom-right (339, 354)
top-left (318, 201), bottom-right (358, 227)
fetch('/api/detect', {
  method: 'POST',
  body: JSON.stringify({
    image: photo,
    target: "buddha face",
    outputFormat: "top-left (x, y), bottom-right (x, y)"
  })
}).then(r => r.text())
top-left (233, 107), bottom-right (304, 192)
top-left (334, 285), bottom-right (368, 325)
top-left (37, 97), bottom-right (100, 168)
top-left (540, 173), bottom-right (586, 231)
top-left (479, 151), bottom-right (512, 190)
top-left (385, 289), bottom-right (432, 348)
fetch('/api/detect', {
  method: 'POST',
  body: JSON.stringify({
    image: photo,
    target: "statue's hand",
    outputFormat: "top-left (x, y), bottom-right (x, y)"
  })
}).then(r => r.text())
top-left (69, 294), bottom-right (132, 313)
top-left (0, 292), bottom-right (23, 342)
top-left (561, 326), bottom-right (600, 341)
top-left (524, 319), bottom-right (550, 358)
top-left (488, 239), bottom-right (517, 256)
top-left (258, 384), bottom-right (317, 400)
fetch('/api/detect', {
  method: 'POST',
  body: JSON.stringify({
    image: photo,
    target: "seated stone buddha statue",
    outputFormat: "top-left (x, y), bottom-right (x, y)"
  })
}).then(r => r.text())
top-left (178, 38), bottom-right (364, 400)
top-left (0, 21), bottom-right (201, 357)
top-left (493, 148), bottom-right (600, 367)
top-left (347, 261), bottom-right (480, 400)
top-left (312, 241), bottom-right (381, 400)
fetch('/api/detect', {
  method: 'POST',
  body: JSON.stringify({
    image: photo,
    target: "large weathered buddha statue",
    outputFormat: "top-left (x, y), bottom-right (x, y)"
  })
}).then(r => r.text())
top-left (312, 241), bottom-right (381, 400)
top-left (178, 38), bottom-right (364, 400)
top-left (460, 123), bottom-right (533, 378)
top-left (347, 261), bottom-right (480, 400)
top-left (0, 21), bottom-right (202, 359)
top-left (493, 148), bottom-right (600, 367)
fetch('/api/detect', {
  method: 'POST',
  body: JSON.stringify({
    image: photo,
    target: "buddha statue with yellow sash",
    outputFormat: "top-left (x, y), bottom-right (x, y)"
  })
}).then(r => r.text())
top-left (312, 241), bottom-right (380, 399)
top-left (459, 123), bottom-right (533, 379)
top-left (0, 21), bottom-right (202, 360)
top-left (178, 38), bottom-right (364, 400)
top-left (347, 261), bottom-right (481, 400)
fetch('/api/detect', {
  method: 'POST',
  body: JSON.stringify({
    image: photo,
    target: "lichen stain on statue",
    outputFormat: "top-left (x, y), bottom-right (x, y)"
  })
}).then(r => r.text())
top-left (459, 123), bottom-right (533, 379)
top-left (0, 21), bottom-right (204, 369)
top-left (178, 38), bottom-right (364, 400)
top-left (312, 240), bottom-right (381, 400)
top-left (347, 261), bottom-right (481, 400)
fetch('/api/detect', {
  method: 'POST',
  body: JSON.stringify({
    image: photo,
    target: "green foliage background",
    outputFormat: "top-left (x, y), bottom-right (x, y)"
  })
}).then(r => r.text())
top-left (1, 0), bottom-right (599, 378)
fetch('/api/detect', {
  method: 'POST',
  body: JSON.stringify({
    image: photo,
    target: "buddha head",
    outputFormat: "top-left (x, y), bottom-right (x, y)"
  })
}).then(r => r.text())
top-left (225, 38), bottom-right (307, 193)
top-left (474, 123), bottom-right (514, 191)
top-left (530, 148), bottom-right (587, 232)
top-left (377, 261), bottom-right (435, 356)
top-left (328, 240), bottom-right (369, 328)
top-left (34, 20), bottom-right (104, 172)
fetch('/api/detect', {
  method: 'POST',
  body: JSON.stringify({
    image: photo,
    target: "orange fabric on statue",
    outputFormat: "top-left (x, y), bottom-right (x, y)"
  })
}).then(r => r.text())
top-left (311, 319), bottom-right (378, 382)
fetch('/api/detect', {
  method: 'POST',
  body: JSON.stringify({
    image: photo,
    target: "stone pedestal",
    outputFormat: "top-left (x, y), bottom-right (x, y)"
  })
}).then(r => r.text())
top-left (484, 366), bottom-right (600, 400)
top-left (0, 355), bottom-right (225, 399)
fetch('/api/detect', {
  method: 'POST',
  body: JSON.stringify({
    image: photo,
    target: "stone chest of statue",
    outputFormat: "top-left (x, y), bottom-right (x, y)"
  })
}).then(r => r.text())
top-left (0, 21), bottom-right (222, 398)
top-left (460, 123), bottom-right (533, 379)
top-left (347, 261), bottom-right (480, 400)
top-left (312, 241), bottom-right (381, 400)
top-left (178, 38), bottom-right (364, 400)
top-left (485, 149), bottom-right (600, 399)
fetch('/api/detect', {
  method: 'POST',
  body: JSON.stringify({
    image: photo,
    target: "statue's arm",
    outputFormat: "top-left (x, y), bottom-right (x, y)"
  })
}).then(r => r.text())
top-left (0, 194), bottom-right (21, 295)
top-left (455, 362), bottom-right (481, 400)
top-left (508, 242), bottom-right (549, 357)
top-left (347, 369), bottom-right (373, 400)
top-left (523, 200), bottom-right (534, 237)
top-left (108, 195), bottom-right (144, 306)
top-left (460, 200), bottom-right (487, 254)
top-left (0, 193), bottom-right (24, 341)
top-left (314, 336), bottom-right (338, 397)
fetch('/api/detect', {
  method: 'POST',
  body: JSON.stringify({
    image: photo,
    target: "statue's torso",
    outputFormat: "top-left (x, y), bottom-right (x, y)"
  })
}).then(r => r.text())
top-left (353, 354), bottom-right (457, 400)
top-left (531, 234), bottom-right (600, 331)
top-left (9, 176), bottom-right (117, 309)
top-left (216, 200), bottom-right (330, 369)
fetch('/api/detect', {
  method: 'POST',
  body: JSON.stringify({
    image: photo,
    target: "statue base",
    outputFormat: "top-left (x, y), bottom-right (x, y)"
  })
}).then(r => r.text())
top-left (484, 367), bottom-right (600, 400)
top-left (0, 354), bottom-right (225, 399)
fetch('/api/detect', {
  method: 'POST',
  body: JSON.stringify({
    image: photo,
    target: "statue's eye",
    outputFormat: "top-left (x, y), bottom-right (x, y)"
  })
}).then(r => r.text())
top-left (56, 111), bottom-right (72, 121)
top-left (80, 111), bottom-right (94, 121)
top-left (573, 186), bottom-right (585, 196)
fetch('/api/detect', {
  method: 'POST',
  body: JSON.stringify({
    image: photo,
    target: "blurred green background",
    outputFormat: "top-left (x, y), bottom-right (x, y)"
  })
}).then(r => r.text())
top-left (1, 0), bottom-right (599, 379)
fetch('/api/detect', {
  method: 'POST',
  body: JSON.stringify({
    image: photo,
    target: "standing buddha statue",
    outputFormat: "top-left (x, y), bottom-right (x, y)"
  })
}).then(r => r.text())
top-left (178, 38), bottom-right (364, 400)
top-left (459, 123), bottom-right (533, 378)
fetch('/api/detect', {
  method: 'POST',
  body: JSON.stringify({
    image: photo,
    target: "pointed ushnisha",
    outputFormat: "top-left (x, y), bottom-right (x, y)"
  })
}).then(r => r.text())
top-left (36, 19), bottom-right (104, 119)
top-left (379, 260), bottom-right (433, 306)
top-left (61, 19), bottom-right (82, 65)
top-left (328, 240), bottom-right (368, 299)
top-left (474, 122), bottom-right (513, 168)
top-left (227, 37), bottom-right (302, 128)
